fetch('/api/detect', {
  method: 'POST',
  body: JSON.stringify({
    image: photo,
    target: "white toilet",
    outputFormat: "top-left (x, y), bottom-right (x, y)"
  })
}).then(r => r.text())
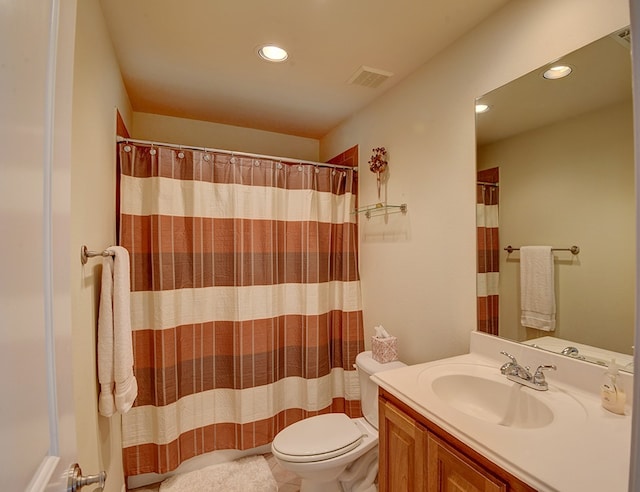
top-left (271, 351), bottom-right (406, 492)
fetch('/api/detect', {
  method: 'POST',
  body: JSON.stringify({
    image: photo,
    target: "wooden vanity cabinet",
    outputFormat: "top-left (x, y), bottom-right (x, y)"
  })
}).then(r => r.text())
top-left (378, 389), bottom-right (537, 492)
top-left (378, 393), bottom-right (428, 490)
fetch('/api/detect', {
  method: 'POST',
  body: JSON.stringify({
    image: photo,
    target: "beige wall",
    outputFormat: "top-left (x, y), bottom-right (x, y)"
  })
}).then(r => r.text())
top-left (320, 0), bottom-right (630, 365)
top-left (70, 1), bottom-right (132, 491)
top-left (132, 112), bottom-right (320, 161)
top-left (478, 101), bottom-right (635, 354)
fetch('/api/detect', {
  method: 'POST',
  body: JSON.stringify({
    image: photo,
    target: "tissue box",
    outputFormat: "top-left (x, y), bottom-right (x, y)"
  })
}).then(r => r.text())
top-left (371, 336), bottom-right (398, 363)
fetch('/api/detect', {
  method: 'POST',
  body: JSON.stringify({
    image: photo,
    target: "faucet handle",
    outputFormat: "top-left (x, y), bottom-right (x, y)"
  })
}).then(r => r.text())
top-left (500, 351), bottom-right (517, 363)
top-left (499, 351), bottom-right (517, 374)
top-left (533, 364), bottom-right (557, 386)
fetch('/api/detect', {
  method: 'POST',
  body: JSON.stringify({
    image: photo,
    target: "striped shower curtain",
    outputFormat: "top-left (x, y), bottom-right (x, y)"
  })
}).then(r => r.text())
top-left (117, 142), bottom-right (365, 476)
top-left (476, 168), bottom-right (499, 335)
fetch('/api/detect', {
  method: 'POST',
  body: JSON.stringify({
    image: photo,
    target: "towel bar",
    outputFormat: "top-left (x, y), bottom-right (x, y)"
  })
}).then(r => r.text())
top-left (504, 245), bottom-right (580, 255)
top-left (81, 245), bottom-right (115, 264)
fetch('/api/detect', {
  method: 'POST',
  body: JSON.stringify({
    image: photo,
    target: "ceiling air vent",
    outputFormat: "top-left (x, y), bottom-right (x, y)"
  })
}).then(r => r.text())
top-left (611, 27), bottom-right (631, 49)
top-left (348, 66), bottom-right (394, 89)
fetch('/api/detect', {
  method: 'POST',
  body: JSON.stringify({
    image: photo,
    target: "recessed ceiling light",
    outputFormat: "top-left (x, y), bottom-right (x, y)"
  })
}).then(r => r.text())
top-left (258, 45), bottom-right (288, 62)
top-left (542, 65), bottom-right (572, 80)
top-left (475, 103), bottom-right (490, 114)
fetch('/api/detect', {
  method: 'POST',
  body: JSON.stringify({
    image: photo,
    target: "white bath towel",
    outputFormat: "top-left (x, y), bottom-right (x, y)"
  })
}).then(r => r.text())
top-left (520, 246), bottom-right (556, 331)
top-left (98, 246), bottom-right (138, 416)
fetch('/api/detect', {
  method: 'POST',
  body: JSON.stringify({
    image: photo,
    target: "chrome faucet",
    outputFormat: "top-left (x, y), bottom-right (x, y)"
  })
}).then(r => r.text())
top-left (499, 351), bottom-right (556, 391)
top-left (500, 351), bottom-right (531, 379)
top-left (531, 365), bottom-right (557, 390)
top-left (561, 346), bottom-right (579, 357)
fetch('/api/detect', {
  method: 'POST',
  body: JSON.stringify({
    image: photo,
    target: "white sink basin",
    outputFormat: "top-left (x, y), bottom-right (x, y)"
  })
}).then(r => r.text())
top-left (417, 363), bottom-right (586, 429)
top-left (431, 373), bottom-right (553, 428)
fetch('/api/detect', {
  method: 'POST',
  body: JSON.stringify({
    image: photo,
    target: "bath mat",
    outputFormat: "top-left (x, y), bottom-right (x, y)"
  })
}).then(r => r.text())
top-left (159, 455), bottom-right (277, 492)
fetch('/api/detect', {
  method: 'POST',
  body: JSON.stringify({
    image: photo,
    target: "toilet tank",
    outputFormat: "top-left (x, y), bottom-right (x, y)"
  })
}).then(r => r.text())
top-left (355, 351), bottom-right (406, 429)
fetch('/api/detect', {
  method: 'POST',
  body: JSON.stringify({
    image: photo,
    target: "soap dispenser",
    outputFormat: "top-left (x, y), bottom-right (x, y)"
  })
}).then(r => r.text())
top-left (600, 359), bottom-right (626, 415)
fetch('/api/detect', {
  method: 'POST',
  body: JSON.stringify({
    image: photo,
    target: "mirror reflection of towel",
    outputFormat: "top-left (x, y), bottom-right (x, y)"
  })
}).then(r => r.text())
top-left (520, 246), bottom-right (556, 331)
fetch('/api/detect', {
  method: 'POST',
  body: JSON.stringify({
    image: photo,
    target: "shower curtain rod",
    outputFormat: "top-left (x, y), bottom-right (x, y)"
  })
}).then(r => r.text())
top-left (116, 136), bottom-right (358, 172)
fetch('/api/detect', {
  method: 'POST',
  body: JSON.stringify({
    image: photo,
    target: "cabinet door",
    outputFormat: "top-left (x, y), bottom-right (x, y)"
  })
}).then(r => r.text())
top-left (427, 433), bottom-right (507, 492)
top-left (378, 399), bottom-right (427, 492)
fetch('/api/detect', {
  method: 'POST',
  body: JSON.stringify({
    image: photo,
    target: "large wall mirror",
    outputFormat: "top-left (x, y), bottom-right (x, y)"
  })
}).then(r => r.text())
top-left (475, 27), bottom-right (635, 372)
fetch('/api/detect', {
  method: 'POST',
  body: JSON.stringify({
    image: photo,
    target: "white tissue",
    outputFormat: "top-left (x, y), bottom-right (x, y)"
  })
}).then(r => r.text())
top-left (374, 325), bottom-right (391, 339)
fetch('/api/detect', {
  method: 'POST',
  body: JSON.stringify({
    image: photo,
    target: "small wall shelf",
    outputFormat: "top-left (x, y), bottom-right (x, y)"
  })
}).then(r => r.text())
top-left (353, 203), bottom-right (408, 219)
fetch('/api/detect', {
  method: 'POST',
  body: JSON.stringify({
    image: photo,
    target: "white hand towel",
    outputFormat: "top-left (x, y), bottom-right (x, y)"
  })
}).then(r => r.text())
top-left (98, 246), bottom-right (138, 416)
top-left (520, 246), bottom-right (556, 331)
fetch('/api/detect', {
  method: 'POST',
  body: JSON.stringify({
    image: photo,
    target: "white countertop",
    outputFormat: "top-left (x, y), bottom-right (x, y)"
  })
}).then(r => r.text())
top-left (372, 332), bottom-right (632, 492)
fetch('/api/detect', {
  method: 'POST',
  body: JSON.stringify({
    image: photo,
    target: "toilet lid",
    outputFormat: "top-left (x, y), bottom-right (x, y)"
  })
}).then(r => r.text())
top-left (272, 413), bottom-right (364, 463)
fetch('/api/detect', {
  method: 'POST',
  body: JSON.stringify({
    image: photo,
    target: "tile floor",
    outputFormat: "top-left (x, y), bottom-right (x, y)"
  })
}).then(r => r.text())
top-left (129, 453), bottom-right (301, 491)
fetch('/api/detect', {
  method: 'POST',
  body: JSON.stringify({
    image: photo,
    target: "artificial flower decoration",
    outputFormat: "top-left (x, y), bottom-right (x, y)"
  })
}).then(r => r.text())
top-left (368, 147), bottom-right (388, 200)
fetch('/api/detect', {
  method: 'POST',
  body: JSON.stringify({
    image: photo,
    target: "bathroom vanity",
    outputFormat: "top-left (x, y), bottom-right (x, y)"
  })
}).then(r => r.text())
top-left (373, 332), bottom-right (633, 492)
top-left (379, 390), bottom-right (535, 491)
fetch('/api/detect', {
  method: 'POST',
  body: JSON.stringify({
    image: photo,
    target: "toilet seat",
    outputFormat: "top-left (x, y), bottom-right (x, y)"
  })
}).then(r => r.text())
top-left (271, 413), bottom-right (364, 463)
